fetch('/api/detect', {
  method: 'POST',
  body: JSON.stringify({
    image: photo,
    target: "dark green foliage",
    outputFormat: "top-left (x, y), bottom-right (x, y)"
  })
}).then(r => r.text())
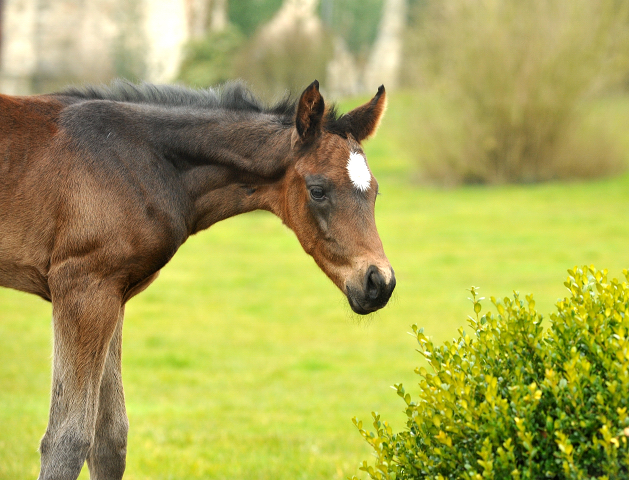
top-left (320, 0), bottom-right (384, 55)
top-left (354, 266), bottom-right (629, 479)
top-left (177, 27), bottom-right (245, 88)
top-left (228, 0), bottom-right (283, 37)
top-left (234, 26), bottom-right (333, 101)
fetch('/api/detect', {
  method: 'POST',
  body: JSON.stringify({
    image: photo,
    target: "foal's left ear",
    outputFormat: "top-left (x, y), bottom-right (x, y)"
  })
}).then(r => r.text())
top-left (295, 80), bottom-right (325, 145)
top-left (344, 85), bottom-right (387, 142)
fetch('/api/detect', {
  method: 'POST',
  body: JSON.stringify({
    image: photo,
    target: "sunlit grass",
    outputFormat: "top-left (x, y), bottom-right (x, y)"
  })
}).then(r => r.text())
top-left (2, 92), bottom-right (629, 479)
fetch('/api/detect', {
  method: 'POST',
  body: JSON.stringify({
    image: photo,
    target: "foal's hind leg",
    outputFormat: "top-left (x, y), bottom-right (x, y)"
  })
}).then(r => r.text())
top-left (86, 308), bottom-right (128, 480)
top-left (38, 267), bottom-right (123, 480)
top-left (84, 272), bottom-right (159, 480)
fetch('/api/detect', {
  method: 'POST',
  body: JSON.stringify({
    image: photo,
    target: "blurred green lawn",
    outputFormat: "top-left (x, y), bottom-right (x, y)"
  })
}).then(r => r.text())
top-left (2, 92), bottom-right (629, 479)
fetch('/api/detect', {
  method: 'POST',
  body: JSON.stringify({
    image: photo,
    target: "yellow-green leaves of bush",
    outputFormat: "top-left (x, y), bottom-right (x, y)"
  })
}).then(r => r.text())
top-left (354, 267), bottom-right (629, 479)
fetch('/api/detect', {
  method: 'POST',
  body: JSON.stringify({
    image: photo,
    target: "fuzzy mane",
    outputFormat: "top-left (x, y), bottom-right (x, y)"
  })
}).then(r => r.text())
top-left (57, 79), bottom-right (345, 132)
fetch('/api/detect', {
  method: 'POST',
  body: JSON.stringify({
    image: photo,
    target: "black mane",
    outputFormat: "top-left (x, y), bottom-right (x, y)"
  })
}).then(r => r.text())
top-left (57, 79), bottom-right (344, 132)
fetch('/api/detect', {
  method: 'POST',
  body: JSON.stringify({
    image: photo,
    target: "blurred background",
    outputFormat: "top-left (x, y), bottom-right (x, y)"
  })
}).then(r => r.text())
top-left (2, 0), bottom-right (629, 184)
top-left (0, 0), bottom-right (401, 97)
top-left (3, 1), bottom-right (629, 479)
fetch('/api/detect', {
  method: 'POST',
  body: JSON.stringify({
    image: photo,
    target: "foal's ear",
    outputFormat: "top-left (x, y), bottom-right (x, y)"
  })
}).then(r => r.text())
top-left (295, 80), bottom-right (325, 145)
top-left (344, 85), bottom-right (387, 142)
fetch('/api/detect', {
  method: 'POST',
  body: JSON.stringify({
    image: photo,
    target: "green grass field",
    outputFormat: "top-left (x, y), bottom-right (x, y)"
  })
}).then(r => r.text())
top-left (2, 92), bottom-right (629, 479)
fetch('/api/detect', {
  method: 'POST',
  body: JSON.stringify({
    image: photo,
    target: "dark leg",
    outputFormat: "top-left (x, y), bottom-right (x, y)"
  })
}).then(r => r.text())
top-left (38, 268), bottom-right (122, 480)
top-left (86, 307), bottom-right (128, 480)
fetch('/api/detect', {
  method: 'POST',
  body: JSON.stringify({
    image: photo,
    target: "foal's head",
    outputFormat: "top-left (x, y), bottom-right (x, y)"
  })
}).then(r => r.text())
top-left (281, 81), bottom-right (395, 315)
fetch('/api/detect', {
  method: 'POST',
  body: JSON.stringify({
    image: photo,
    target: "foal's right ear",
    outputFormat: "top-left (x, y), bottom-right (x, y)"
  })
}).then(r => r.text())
top-left (294, 80), bottom-right (325, 145)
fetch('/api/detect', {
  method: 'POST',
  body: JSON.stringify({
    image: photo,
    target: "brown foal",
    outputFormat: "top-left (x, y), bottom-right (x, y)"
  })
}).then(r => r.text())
top-left (0, 79), bottom-right (395, 479)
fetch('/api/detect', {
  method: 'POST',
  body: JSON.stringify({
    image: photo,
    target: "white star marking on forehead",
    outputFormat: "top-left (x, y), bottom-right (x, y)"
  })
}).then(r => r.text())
top-left (347, 152), bottom-right (371, 192)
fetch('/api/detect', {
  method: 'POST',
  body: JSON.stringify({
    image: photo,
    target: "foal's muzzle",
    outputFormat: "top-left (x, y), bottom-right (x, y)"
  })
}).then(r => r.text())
top-left (346, 265), bottom-right (396, 315)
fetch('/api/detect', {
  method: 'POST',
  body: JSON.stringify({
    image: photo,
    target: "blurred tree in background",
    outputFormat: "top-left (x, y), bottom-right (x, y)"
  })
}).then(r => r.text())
top-left (177, 27), bottom-right (245, 87)
top-left (232, 0), bottom-right (334, 100)
top-left (5, 0), bottom-right (624, 185)
top-left (176, 0), bottom-right (629, 185)
top-left (229, 0), bottom-right (284, 36)
top-left (233, 23), bottom-right (334, 101)
top-left (177, 0), bottom-right (391, 99)
top-left (403, 0), bottom-right (629, 184)
top-left (320, 0), bottom-right (383, 56)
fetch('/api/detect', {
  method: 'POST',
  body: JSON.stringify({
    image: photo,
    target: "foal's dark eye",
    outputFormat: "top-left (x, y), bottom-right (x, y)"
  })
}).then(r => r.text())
top-left (309, 186), bottom-right (326, 201)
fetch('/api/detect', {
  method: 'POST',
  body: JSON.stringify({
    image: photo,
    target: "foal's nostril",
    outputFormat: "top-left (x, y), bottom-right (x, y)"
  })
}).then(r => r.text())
top-left (367, 272), bottom-right (380, 300)
top-left (347, 266), bottom-right (394, 315)
top-left (365, 266), bottom-right (384, 301)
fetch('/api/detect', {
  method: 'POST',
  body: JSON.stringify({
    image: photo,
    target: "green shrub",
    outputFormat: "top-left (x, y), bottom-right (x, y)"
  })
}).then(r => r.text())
top-left (404, 0), bottom-right (629, 184)
top-left (354, 266), bottom-right (629, 479)
top-left (228, 0), bottom-right (283, 37)
top-left (320, 0), bottom-right (383, 56)
top-left (177, 27), bottom-right (245, 88)
top-left (234, 24), bottom-right (333, 101)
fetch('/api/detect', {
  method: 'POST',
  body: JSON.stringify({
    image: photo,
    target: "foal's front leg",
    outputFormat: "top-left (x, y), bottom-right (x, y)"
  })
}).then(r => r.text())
top-left (86, 308), bottom-right (128, 480)
top-left (38, 269), bottom-right (123, 480)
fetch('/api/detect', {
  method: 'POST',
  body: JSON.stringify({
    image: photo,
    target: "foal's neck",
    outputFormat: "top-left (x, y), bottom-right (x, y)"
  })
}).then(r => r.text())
top-left (158, 109), bottom-right (293, 234)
